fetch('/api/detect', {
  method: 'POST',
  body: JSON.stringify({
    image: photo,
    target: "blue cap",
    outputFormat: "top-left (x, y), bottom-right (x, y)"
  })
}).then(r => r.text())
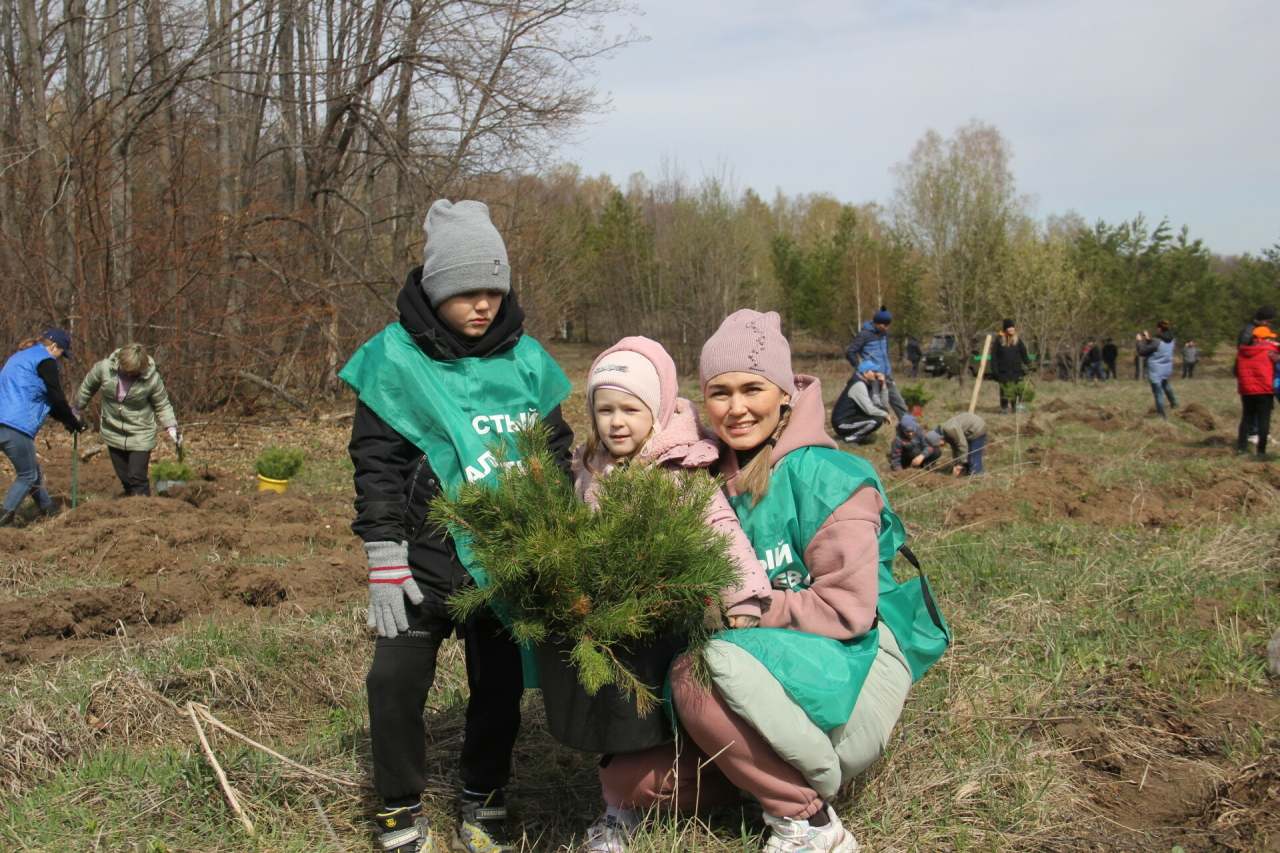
top-left (924, 429), bottom-right (942, 447)
top-left (43, 328), bottom-right (72, 360)
top-left (857, 360), bottom-right (877, 374)
top-left (900, 414), bottom-right (918, 432)
top-left (873, 310), bottom-right (892, 324)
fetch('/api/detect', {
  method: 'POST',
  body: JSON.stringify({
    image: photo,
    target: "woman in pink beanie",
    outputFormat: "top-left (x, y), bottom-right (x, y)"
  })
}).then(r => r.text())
top-left (587, 311), bottom-right (946, 853)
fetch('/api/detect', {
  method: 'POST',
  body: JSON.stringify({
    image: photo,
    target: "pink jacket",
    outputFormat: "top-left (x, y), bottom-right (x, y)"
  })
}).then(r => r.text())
top-left (718, 375), bottom-right (883, 639)
top-left (572, 396), bottom-right (772, 619)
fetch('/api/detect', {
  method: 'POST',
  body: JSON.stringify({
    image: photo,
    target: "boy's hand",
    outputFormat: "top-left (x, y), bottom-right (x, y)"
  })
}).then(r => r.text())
top-left (365, 541), bottom-right (423, 638)
top-left (727, 615), bottom-right (760, 629)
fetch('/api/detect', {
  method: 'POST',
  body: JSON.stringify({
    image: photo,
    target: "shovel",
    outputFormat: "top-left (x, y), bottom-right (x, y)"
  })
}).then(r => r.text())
top-left (71, 431), bottom-right (79, 509)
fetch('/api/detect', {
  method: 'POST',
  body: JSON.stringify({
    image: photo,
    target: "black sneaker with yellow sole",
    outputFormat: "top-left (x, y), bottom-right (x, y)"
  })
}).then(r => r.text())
top-left (376, 805), bottom-right (433, 853)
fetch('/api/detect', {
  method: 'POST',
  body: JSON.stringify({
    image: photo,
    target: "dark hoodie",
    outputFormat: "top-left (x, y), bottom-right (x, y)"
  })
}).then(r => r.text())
top-left (348, 267), bottom-right (575, 614)
top-left (888, 422), bottom-right (925, 471)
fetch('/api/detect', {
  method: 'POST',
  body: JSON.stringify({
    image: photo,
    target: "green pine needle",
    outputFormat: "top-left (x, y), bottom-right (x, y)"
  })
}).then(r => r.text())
top-left (431, 423), bottom-right (740, 711)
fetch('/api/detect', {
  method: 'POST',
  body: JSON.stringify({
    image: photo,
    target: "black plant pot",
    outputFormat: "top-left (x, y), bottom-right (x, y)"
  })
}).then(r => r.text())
top-left (536, 633), bottom-right (687, 753)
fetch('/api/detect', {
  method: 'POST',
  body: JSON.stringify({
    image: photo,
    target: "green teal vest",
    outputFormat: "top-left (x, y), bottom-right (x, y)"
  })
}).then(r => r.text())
top-left (340, 323), bottom-right (571, 688)
top-left (339, 323), bottom-right (571, 517)
top-left (718, 447), bottom-right (949, 730)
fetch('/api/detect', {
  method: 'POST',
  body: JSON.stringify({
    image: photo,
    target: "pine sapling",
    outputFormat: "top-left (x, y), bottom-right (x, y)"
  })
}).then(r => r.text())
top-left (431, 423), bottom-right (740, 711)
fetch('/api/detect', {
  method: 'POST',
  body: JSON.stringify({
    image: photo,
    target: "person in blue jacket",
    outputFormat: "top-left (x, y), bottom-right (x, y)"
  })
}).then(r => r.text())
top-left (844, 308), bottom-right (907, 418)
top-left (0, 329), bottom-right (86, 527)
top-left (1136, 320), bottom-right (1177, 418)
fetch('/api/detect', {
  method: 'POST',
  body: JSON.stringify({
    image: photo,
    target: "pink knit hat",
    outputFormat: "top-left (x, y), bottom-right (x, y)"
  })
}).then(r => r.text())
top-left (587, 336), bottom-right (679, 428)
top-left (699, 310), bottom-right (796, 396)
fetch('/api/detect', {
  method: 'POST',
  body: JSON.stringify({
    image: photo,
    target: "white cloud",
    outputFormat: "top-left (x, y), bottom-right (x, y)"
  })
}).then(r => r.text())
top-left (562, 0), bottom-right (1280, 253)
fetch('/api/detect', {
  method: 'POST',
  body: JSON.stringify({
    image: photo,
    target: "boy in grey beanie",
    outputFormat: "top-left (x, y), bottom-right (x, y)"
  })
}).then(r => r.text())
top-left (341, 198), bottom-right (574, 853)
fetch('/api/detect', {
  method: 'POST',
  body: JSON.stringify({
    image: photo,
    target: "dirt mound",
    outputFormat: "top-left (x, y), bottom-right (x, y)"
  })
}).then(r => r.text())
top-left (1193, 757), bottom-right (1280, 851)
top-left (945, 462), bottom-right (1168, 529)
top-left (985, 415), bottom-right (1048, 437)
top-left (1050, 403), bottom-right (1139, 432)
top-left (0, 486), bottom-right (362, 667)
top-left (1186, 469), bottom-right (1278, 516)
top-left (1040, 397), bottom-right (1072, 413)
top-left (1178, 401), bottom-right (1220, 432)
top-left (945, 454), bottom-right (1280, 529)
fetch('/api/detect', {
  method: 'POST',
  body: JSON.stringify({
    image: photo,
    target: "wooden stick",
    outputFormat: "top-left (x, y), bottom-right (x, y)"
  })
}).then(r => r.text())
top-left (186, 702), bottom-right (255, 837)
top-left (968, 334), bottom-right (993, 414)
top-left (195, 704), bottom-right (361, 788)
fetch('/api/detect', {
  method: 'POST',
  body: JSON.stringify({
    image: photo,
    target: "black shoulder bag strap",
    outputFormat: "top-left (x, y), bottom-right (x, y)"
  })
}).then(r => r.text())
top-left (897, 543), bottom-right (947, 633)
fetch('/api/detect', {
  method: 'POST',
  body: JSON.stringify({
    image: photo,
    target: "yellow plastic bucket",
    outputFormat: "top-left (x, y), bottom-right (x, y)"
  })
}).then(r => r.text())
top-left (257, 474), bottom-right (289, 493)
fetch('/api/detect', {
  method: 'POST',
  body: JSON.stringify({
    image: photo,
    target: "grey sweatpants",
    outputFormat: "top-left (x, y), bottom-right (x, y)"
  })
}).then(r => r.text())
top-left (598, 628), bottom-right (912, 820)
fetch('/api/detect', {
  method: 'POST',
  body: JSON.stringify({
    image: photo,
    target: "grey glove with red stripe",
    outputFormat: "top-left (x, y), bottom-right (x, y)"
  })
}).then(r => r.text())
top-left (365, 541), bottom-right (424, 638)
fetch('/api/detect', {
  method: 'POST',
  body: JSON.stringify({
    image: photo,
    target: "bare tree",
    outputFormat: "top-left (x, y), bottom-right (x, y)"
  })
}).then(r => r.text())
top-left (891, 120), bottom-right (1025, 367)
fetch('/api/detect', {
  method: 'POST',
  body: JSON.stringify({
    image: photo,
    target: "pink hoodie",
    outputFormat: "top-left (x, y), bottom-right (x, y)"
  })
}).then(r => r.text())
top-left (717, 375), bottom-right (884, 639)
top-left (572, 338), bottom-right (771, 619)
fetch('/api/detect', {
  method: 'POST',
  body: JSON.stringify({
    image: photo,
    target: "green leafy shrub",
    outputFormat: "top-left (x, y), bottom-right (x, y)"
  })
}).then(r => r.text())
top-left (255, 447), bottom-right (306, 480)
top-left (150, 459), bottom-right (194, 482)
top-left (431, 425), bottom-right (738, 711)
top-left (900, 382), bottom-right (935, 409)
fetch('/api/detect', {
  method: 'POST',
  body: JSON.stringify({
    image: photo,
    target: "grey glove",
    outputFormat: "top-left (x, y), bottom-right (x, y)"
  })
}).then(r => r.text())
top-left (365, 541), bottom-right (424, 639)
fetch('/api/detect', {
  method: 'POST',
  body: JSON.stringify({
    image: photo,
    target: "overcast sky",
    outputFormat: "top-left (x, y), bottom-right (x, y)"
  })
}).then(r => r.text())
top-left (556, 0), bottom-right (1280, 256)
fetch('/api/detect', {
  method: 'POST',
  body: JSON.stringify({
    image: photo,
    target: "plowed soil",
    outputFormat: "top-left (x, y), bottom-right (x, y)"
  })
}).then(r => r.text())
top-left (0, 427), bottom-right (364, 668)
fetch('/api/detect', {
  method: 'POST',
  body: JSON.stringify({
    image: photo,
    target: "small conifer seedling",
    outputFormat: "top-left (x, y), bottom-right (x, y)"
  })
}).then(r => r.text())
top-left (431, 424), bottom-right (740, 711)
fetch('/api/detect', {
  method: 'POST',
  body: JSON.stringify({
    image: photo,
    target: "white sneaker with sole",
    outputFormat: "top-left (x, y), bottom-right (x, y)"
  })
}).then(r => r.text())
top-left (581, 808), bottom-right (639, 853)
top-left (762, 805), bottom-right (860, 853)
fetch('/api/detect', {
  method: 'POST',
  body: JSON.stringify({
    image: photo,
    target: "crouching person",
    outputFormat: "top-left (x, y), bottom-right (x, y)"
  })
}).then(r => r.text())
top-left (924, 413), bottom-right (988, 476)
top-left (831, 361), bottom-right (893, 444)
top-left (888, 414), bottom-right (940, 471)
top-left (587, 311), bottom-right (948, 853)
top-left (341, 200), bottom-right (575, 853)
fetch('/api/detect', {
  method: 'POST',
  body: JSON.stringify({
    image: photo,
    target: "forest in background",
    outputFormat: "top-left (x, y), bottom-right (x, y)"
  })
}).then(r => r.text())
top-left (2, 0), bottom-right (1277, 411)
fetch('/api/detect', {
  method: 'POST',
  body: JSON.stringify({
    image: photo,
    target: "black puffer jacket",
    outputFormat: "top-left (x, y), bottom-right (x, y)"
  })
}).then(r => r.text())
top-left (348, 268), bottom-right (575, 615)
top-left (992, 336), bottom-right (1031, 384)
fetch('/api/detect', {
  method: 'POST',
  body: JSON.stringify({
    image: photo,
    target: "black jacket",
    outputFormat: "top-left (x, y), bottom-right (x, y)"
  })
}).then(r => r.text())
top-left (992, 336), bottom-right (1030, 384)
top-left (1240, 321), bottom-right (1271, 347)
top-left (348, 268), bottom-right (574, 614)
top-left (35, 358), bottom-right (81, 431)
top-left (1135, 329), bottom-right (1173, 358)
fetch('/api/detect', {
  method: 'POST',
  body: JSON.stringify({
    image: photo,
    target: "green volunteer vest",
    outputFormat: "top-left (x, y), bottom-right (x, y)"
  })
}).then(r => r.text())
top-left (340, 323), bottom-right (571, 688)
top-left (718, 446), bottom-right (949, 731)
top-left (339, 322), bottom-right (572, 585)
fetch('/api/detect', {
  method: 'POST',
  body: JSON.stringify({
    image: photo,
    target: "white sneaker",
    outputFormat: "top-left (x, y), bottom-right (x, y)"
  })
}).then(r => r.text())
top-left (762, 805), bottom-right (860, 853)
top-left (582, 808), bottom-right (639, 853)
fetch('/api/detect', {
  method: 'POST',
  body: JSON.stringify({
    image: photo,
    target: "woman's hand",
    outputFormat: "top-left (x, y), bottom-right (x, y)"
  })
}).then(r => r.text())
top-left (727, 614), bottom-right (760, 629)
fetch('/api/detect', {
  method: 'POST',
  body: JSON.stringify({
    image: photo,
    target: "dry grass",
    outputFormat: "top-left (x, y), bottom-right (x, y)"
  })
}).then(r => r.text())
top-left (1, 349), bottom-right (1277, 851)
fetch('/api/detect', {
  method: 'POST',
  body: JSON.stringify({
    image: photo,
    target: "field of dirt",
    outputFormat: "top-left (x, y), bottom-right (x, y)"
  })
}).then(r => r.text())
top-left (935, 396), bottom-right (1279, 530)
top-left (0, 424), bottom-right (365, 668)
top-left (2, 370), bottom-right (1277, 851)
top-left (1051, 673), bottom-right (1280, 852)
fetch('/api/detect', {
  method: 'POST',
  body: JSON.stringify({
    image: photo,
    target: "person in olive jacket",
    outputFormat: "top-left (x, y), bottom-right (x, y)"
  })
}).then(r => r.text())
top-left (74, 343), bottom-right (180, 497)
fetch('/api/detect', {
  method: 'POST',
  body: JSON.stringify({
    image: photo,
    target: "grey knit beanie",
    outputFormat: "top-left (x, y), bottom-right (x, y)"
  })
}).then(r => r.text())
top-left (420, 199), bottom-right (511, 307)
